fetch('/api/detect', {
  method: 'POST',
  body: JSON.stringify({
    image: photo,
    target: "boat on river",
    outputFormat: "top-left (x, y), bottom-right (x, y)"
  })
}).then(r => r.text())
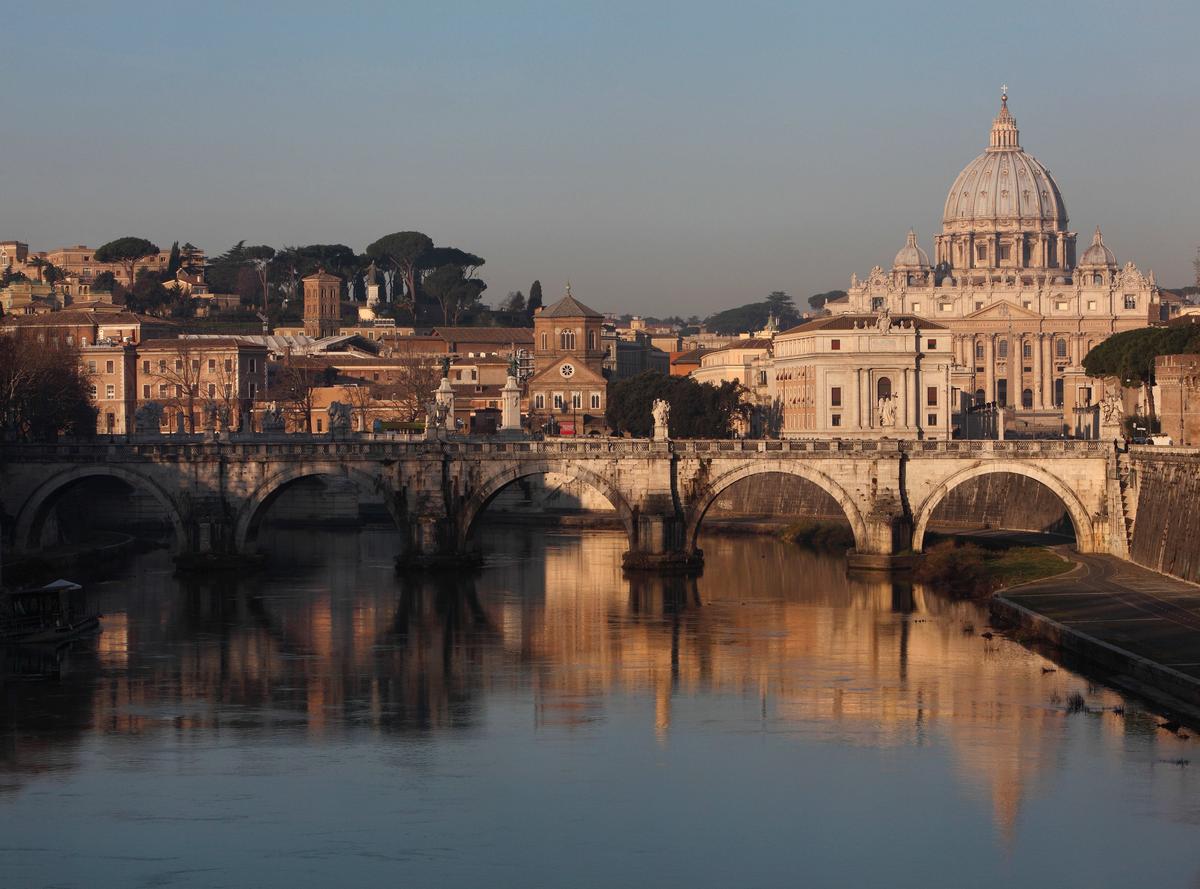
top-left (0, 580), bottom-right (101, 645)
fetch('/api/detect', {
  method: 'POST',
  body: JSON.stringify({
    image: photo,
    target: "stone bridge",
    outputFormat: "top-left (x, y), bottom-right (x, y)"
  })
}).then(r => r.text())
top-left (0, 436), bottom-right (1129, 571)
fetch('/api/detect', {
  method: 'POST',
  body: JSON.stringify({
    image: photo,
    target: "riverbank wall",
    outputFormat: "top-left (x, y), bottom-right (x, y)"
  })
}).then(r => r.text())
top-left (1128, 449), bottom-right (1200, 584)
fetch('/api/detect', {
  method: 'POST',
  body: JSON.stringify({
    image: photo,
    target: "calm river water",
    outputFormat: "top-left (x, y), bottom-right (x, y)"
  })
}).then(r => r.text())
top-left (2, 526), bottom-right (1199, 888)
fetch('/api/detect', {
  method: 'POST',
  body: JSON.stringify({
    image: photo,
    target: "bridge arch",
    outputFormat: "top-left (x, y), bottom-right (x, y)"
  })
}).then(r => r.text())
top-left (14, 465), bottom-right (189, 554)
top-left (458, 461), bottom-right (636, 548)
top-left (684, 461), bottom-right (869, 553)
top-left (234, 462), bottom-right (401, 553)
top-left (911, 461), bottom-right (1095, 553)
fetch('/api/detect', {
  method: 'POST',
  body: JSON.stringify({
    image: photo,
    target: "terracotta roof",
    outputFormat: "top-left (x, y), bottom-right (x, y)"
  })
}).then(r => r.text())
top-left (778, 313), bottom-right (946, 335)
top-left (138, 336), bottom-right (268, 350)
top-left (0, 309), bottom-right (142, 326)
top-left (705, 337), bottom-right (773, 353)
top-left (432, 326), bottom-right (534, 344)
top-left (541, 292), bottom-right (603, 318)
top-left (671, 349), bottom-right (709, 364)
top-left (302, 269), bottom-right (342, 283)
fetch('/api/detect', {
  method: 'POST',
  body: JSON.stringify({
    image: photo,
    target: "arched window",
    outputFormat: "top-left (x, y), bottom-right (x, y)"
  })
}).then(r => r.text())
top-left (1022, 341), bottom-right (1032, 359)
top-left (560, 329), bottom-right (576, 350)
top-left (876, 377), bottom-right (892, 400)
top-left (974, 341), bottom-right (984, 360)
top-left (1022, 388), bottom-right (1033, 409)
top-left (974, 388), bottom-right (985, 406)
top-left (541, 333), bottom-right (547, 351)
top-left (1093, 273), bottom-right (1103, 286)
top-left (998, 339), bottom-right (1008, 359)
top-left (1054, 378), bottom-right (1064, 407)
top-left (1055, 338), bottom-right (1067, 358)
top-left (587, 330), bottom-right (596, 351)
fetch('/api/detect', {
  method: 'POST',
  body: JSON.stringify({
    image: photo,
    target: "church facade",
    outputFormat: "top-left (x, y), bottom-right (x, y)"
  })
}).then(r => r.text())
top-left (526, 285), bottom-right (608, 435)
top-left (826, 91), bottom-right (1158, 431)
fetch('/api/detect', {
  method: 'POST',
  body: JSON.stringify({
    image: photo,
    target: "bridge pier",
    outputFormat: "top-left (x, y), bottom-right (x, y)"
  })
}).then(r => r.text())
top-left (622, 513), bottom-right (703, 574)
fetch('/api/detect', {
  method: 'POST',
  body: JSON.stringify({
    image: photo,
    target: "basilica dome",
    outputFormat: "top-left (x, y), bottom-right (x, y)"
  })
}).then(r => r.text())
top-left (893, 229), bottom-right (931, 269)
top-left (942, 94), bottom-right (1067, 232)
top-left (1078, 227), bottom-right (1117, 267)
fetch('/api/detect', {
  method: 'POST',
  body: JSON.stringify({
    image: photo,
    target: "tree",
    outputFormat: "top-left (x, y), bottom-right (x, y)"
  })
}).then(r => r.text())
top-left (375, 355), bottom-right (442, 423)
top-left (155, 341), bottom-right (210, 432)
top-left (424, 264), bottom-right (487, 325)
top-left (500, 291), bottom-right (526, 313)
top-left (90, 271), bottom-right (118, 295)
top-left (166, 241), bottom-right (182, 277)
top-left (366, 231), bottom-right (434, 320)
top-left (270, 357), bottom-right (331, 433)
top-left (527, 280), bottom-right (544, 317)
top-left (765, 291), bottom-right (794, 315)
top-left (181, 242), bottom-right (203, 269)
top-left (808, 289), bottom-right (846, 311)
top-left (244, 245), bottom-right (276, 311)
top-left (1083, 325), bottom-right (1200, 423)
top-left (94, 237), bottom-right (160, 289)
top-left (0, 337), bottom-right (95, 441)
top-left (606, 372), bottom-right (747, 438)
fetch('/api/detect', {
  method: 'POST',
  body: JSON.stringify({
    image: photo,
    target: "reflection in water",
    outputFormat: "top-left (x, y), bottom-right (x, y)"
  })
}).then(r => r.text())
top-left (1, 526), bottom-right (1198, 888)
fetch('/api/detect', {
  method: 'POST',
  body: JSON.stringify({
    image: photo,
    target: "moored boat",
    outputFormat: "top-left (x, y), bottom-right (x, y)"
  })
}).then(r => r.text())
top-left (0, 580), bottom-right (101, 645)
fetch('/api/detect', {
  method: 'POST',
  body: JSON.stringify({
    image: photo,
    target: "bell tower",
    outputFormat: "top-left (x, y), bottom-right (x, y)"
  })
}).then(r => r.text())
top-left (303, 268), bottom-right (342, 338)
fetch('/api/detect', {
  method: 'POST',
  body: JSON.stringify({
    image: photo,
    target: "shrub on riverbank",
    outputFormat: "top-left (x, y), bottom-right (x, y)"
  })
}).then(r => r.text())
top-left (915, 540), bottom-right (1071, 598)
top-left (778, 520), bottom-right (855, 550)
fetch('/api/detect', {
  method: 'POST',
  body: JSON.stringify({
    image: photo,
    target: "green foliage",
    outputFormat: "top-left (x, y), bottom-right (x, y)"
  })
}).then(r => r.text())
top-left (424, 264), bottom-right (487, 325)
top-left (90, 271), bottom-right (117, 293)
top-left (704, 293), bottom-right (801, 334)
top-left (1, 267), bottom-right (29, 287)
top-left (606, 371), bottom-right (747, 438)
top-left (500, 291), bottom-right (526, 313)
top-left (366, 231), bottom-right (434, 318)
top-left (915, 539), bottom-right (1071, 598)
top-left (94, 236), bottom-right (159, 267)
top-left (778, 520), bottom-right (855, 550)
top-left (1083, 324), bottom-right (1200, 419)
top-left (808, 289), bottom-right (846, 310)
top-left (166, 241), bottom-right (182, 277)
top-left (527, 280), bottom-right (543, 317)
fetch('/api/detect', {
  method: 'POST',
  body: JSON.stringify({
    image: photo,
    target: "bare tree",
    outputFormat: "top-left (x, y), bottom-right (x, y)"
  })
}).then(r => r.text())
top-left (374, 355), bottom-right (442, 423)
top-left (270, 357), bottom-right (332, 433)
top-left (154, 341), bottom-right (209, 433)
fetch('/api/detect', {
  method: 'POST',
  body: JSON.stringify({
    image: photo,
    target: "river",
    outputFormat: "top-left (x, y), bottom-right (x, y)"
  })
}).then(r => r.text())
top-left (2, 526), bottom-right (1198, 888)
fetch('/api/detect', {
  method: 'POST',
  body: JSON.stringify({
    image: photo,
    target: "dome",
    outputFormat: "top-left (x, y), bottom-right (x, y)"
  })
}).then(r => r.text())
top-left (942, 94), bottom-right (1067, 231)
top-left (1079, 227), bottom-right (1117, 267)
top-left (893, 229), bottom-right (931, 269)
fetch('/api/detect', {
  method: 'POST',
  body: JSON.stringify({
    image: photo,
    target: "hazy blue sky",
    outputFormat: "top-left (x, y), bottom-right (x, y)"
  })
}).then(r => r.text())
top-left (2, 1), bottom-right (1197, 316)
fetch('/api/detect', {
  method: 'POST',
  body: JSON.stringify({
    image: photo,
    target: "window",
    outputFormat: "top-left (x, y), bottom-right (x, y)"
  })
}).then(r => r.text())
top-left (871, 297), bottom-right (885, 312)
top-left (975, 341), bottom-right (984, 360)
top-left (1022, 388), bottom-right (1033, 409)
top-left (1054, 378), bottom-right (1064, 407)
top-left (911, 302), bottom-right (921, 312)
top-left (999, 245), bottom-right (1011, 261)
top-left (1055, 301), bottom-right (1068, 311)
top-left (976, 244), bottom-right (987, 261)
top-left (541, 333), bottom-right (548, 350)
top-left (143, 360), bottom-right (150, 373)
top-left (997, 379), bottom-right (1008, 406)
top-left (939, 303), bottom-right (952, 312)
top-left (560, 329), bottom-right (576, 350)
top-left (317, 419), bottom-right (323, 432)
top-left (87, 361), bottom-right (97, 373)
top-left (1023, 301), bottom-right (1031, 309)
top-left (926, 338), bottom-right (937, 350)
top-left (159, 360), bottom-right (167, 373)
top-left (974, 388), bottom-right (985, 406)
top-left (1055, 339), bottom-right (1067, 358)
top-left (248, 382), bottom-right (257, 399)
top-left (106, 384), bottom-right (115, 399)
top-left (572, 392), bottom-right (582, 409)
top-left (159, 384), bottom-right (168, 397)
top-left (191, 360), bottom-right (200, 372)
top-left (106, 360), bottom-right (114, 373)
top-left (208, 384), bottom-right (216, 397)
top-left (927, 413), bottom-right (938, 426)
top-left (208, 359), bottom-right (216, 372)
top-left (89, 385), bottom-right (98, 398)
top-left (830, 339), bottom-right (840, 351)
top-left (927, 386), bottom-right (937, 406)
top-left (1087, 300), bottom-right (1096, 311)
top-left (249, 359), bottom-right (257, 373)
top-left (143, 384), bottom-right (150, 398)
top-left (831, 387), bottom-right (842, 407)
top-left (1022, 341), bottom-right (1032, 359)
top-left (876, 377), bottom-right (892, 400)
top-left (175, 359), bottom-right (183, 371)
top-left (175, 385), bottom-right (182, 397)
top-left (1124, 294), bottom-right (1137, 310)
top-left (553, 393), bottom-right (564, 409)
top-left (831, 414), bottom-right (841, 427)
top-left (1093, 274), bottom-right (1103, 286)
top-left (587, 330), bottom-right (596, 351)
top-left (1080, 386), bottom-right (1093, 406)
top-left (998, 339), bottom-right (1008, 359)
top-left (535, 393), bottom-right (545, 410)
top-left (590, 392), bottom-right (601, 410)
top-left (975, 301), bottom-right (983, 312)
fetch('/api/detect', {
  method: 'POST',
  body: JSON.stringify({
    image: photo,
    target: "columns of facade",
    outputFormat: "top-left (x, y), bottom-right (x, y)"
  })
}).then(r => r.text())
top-left (1033, 333), bottom-right (1044, 409)
top-left (984, 335), bottom-right (995, 403)
top-left (902, 367), bottom-right (911, 432)
top-left (1044, 335), bottom-right (1055, 407)
top-left (855, 367), bottom-right (864, 432)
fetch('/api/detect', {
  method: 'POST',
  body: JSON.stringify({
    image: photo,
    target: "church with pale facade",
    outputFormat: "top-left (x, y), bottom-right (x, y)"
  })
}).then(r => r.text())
top-left (823, 91), bottom-right (1158, 433)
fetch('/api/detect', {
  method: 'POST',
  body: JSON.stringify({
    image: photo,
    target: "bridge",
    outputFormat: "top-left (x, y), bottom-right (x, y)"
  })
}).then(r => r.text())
top-left (0, 436), bottom-right (1129, 571)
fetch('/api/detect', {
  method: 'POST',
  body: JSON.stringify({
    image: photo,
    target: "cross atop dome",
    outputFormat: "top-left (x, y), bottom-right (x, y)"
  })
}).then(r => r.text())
top-left (988, 86), bottom-right (1019, 150)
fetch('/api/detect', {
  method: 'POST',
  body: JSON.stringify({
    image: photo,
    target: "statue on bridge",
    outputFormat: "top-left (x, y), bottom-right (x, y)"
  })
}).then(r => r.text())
top-left (134, 401), bottom-right (164, 435)
top-left (652, 399), bottom-right (671, 441)
top-left (327, 401), bottom-right (352, 435)
top-left (262, 401), bottom-right (286, 433)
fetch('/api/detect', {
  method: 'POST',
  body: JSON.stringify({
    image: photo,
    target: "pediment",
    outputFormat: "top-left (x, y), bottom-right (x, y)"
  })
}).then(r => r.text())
top-left (530, 358), bottom-right (605, 386)
top-left (965, 300), bottom-right (1042, 321)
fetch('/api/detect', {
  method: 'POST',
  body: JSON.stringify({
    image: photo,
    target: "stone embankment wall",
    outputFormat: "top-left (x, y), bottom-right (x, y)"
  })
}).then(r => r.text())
top-left (704, 473), bottom-right (846, 523)
top-left (925, 471), bottom-right (1072, 536)
top-left (1129, 450), bottom-right (1200, 583)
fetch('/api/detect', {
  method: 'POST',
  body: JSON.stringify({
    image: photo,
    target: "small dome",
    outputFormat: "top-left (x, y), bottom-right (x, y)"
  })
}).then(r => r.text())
top-left (1079, 227), bottom-right (1117, 268)
top-left (942, 94), bottom-right (1068, 231)
top-left (893, 229), bottom-right (931, 269)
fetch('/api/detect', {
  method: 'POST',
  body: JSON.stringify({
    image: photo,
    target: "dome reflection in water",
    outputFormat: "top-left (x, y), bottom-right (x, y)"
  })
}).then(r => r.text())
top-left (1, 524), bottom-right (1197, 889)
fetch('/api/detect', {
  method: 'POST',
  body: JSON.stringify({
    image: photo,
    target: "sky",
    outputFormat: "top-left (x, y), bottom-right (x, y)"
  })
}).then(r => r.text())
top-left (2, 0), bottom-right (1198, 317)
